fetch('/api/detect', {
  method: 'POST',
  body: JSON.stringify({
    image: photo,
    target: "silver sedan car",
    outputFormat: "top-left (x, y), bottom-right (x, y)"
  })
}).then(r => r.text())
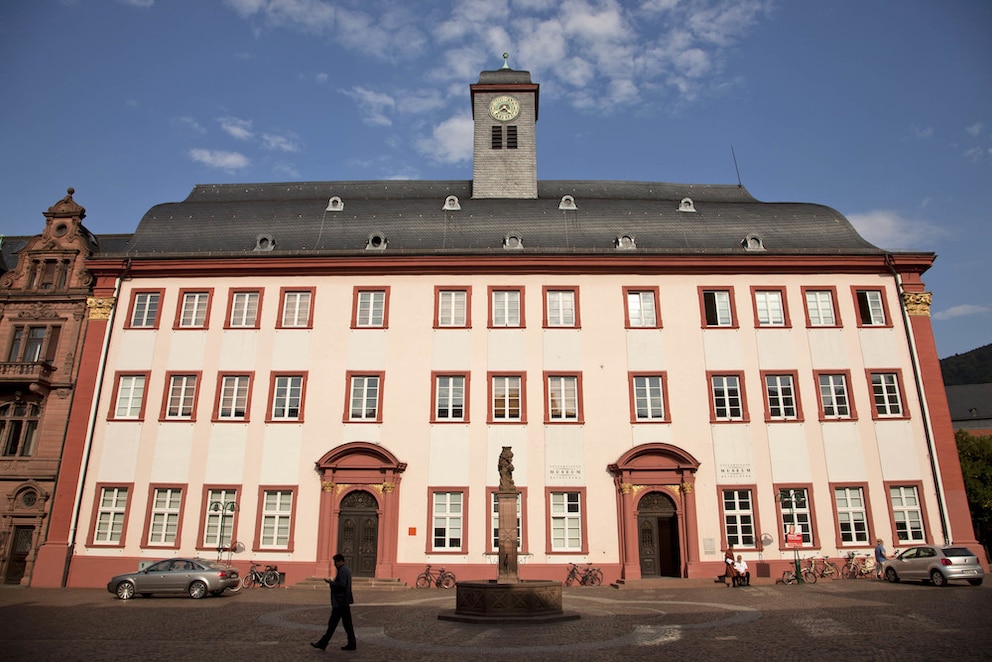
top-left (107, 557), bottom-right (240, 600)
top-left (882, 545), bottom-right (985, 586)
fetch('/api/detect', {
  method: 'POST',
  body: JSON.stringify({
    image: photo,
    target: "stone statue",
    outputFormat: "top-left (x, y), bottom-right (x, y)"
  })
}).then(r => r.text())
top-left (498, 446), bottom-right (514, 491)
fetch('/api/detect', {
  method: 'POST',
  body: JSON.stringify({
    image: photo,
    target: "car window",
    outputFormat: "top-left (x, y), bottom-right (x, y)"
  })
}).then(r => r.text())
top-left (899, 548), bottom-right (918, 559)
top-left (942, 547), bottom-right (973, 557)
top-left (921, 548), bottom-right (936, 558)
top-left (147, 561), bottom-right (170, 572)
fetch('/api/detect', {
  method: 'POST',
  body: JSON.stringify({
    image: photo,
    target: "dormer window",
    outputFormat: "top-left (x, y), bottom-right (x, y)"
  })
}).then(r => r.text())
top-left (254, 234), bottom-right (275, 252)
top-left (678, 197), bottom-right (696, 212)
top-left (503, 233), bottom-right (523, 250)
top-left (366, 233), bottom-right (387, 250)
top-left (325, 196), bottom-right (344, 212)
top-left (741, 234), bottom-right (765, 251)
top-left (616, 234), bottom-right (636, 250)
top-left (443, 196), bottom-right (461, 211)
top-left (559, 195), bottom-right (577, 211)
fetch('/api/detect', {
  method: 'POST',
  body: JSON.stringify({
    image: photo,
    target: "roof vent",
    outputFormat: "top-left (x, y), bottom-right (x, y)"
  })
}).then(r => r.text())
top-left (503, 233), bottom-right (523, 250)
top-left (741, 233), bottom-right (765, 251)
top-left (326, 196), bottom-right (344, 212)
top-left (254, 233), bottom-right (276, 252)
top-left (678, 197), bottom-right (696, 213)
top-left (558, 195), bottom-right (577, 210)
top-left (366, 232), bottom-right (387, 250)
top-left (443, 195), bottom-right (461, 211)
top-left (616, 234), bottom-right (636, 250)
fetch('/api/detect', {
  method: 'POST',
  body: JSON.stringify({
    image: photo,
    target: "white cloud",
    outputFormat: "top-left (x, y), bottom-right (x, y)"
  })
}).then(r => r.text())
top-left (416, 115), bottom-right (474, 164)
top-left (172, 116), bottom-right (206, 135)
top-left (262, 133), bottom-right (301, 153)
top-left (913, 125), bottom-right (933, 140)
top-left (933, 304), bottom-right (992, 321)
top-left (219, 116), bottom-right (254, 140)
top-left (965, 122), bottom-right (984, 137)
top-left (342, 86), bottom-right (396, 127)
top-left (117, 0), bottom-right (154, 7)
top-left (846, 210), bottom-right (945, 251)
top-left (188, 149), bottom-right (250, 170)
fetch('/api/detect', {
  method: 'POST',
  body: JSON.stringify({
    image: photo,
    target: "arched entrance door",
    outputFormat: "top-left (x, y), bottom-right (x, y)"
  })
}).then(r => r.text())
top-left (337, 491), bottom-right (379, 577)
top-left (637, 492), bottom-right (680, 577)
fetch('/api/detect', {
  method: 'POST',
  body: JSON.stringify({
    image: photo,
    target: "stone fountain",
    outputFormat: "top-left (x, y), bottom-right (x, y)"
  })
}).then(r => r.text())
top-left (438, 447), bottom-right (579, 623)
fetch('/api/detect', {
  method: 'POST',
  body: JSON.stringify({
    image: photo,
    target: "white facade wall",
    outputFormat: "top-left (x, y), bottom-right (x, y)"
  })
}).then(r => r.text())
top-left (72, 268), bottom-right (941, 580)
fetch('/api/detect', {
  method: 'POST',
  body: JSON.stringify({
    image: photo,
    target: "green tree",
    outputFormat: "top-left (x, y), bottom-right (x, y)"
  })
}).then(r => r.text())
top-left (955, 429), bottom-right (992, 558)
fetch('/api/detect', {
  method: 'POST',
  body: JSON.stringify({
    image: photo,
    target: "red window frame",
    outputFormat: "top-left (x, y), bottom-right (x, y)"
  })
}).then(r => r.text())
top-left (224, 288), bottom-right (264, 330)
top-left (140, 483), bottom-right (187, 550)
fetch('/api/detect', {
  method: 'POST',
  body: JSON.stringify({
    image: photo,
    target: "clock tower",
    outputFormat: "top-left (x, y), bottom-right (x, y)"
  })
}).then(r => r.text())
top-left (471, 55), bottom-right (539, 199)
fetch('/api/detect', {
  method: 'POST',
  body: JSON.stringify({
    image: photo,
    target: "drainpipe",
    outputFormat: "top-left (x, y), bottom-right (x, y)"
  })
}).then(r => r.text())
top-left (885, 254), bottom-right (951, 545)
top-left (61, 274), bottom-right (122, 585)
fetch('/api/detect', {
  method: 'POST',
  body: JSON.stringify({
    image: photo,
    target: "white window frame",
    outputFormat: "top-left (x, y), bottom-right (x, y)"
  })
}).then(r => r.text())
top-left (805, 290), bottom-right (836, 326)
top-left (229, 291), bottom-right (259, 328)
top-left (492, 289), bottom-right (521, 327)
top-left (218, 375), bottom-right (250, 420)
top-left (349, 375), bottom-right (381, 421)
top-left (754, 290), bottom-right (785, 326)
top-left (871, 372), bottom-right (903, 417)
top-left (432, 491), bottom-right (463, 551)
top-left (856, 290), bottom-right (886, 326)
top-left (546, 290), bottom-right (576, 327)
top-left (281, 290), bottom-right (311, 328)
top-left (818, 374), bottom-right (851, 418)
top-left (835, 487), bottom-right (869, 545)
top-left (703, 290), bottom-right (733, 327)
top-left (626, 290), bottom-right (658, 327)
top-left (115, 375), bottom-right (146, 419)
top-left (632, 375), bottom-right (665, 420)
top-left (550, 491), bottom-right (582, 551)
top-left (271, 375), bottom-right (303, 420)
top-left (778, 488), bottom-right (813, 545)
top-left (492, 375), bottom-right (522, 421)
top-left (437, 290), bottom-right (468, 327)
top-left (711, 375), bottom-right (743, 420)
top-left (130, 292), bottom-right (160, 328)
top-left (148, 488), bottom-right (182, 546)
top-left (765, 374), bottom-right (797, 420)
top-left (435, 375), bottom-right (465, 421)
top-left (547, 375), bottom-right (579, 421)
top-left (356, 290), bottom-right (386, 327)
top-left (94, 486), bottom-right (128, 544)
top-left (722, 489), bottom-right (755, 548)
top-left (260, 490), bottom-right (293, 549)
top-left (166, 375), bottom-right (197, 419)
top-left (202, 488), bottom-right (237, 548)
top-left (179, 292), bottom-right (209, 328)
top-left (890, 485), bottom-right (925, 543)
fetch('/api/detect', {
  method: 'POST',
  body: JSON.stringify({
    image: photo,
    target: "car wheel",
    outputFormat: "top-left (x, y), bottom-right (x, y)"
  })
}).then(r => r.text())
top-left (929, 569), bottom-right (947, 587)
top-left (884, 567), bottom-right (899, 583)
top-left (188, 580), bottom-right (208, 599)
top-left (115, 581), bottom-right (136, 600)
top-left (968, 578), bottom-right (983, 586)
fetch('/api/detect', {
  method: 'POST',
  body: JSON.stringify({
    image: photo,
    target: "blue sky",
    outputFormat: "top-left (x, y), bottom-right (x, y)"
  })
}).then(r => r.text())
top-left (1, 0), bottom-right (989, 358)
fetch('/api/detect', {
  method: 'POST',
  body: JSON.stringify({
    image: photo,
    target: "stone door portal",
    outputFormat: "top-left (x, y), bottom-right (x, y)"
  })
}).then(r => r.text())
top-left (336, 490), bottom-right (379, 577)
top-left (4, 525), bottom-right (34, 584)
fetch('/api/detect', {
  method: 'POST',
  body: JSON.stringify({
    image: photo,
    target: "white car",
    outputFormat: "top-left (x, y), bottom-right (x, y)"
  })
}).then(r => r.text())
top-left (882, 545), bottom-right (984, 586)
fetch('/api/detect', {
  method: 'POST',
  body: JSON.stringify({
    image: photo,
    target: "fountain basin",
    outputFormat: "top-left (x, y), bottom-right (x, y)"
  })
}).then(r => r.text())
top-left (437, 580), bottom-right (580, 624)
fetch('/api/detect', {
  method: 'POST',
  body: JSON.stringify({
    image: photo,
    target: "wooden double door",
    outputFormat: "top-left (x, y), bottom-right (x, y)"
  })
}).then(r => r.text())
top-left (637, 492), bottom-right (681, 577)
top-left (335, 490), bottom-right (379, 577)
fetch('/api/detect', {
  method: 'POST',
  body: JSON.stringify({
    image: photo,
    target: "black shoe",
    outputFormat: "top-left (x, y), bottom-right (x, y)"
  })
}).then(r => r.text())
top-left (341, 644), bottom-right (357, 651)
top-left (310, 642), bottom-right (326, 651)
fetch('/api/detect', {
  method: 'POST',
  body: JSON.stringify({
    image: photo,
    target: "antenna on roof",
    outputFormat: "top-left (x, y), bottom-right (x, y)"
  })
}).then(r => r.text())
top-left (731, 146), bottom-right (743, 188)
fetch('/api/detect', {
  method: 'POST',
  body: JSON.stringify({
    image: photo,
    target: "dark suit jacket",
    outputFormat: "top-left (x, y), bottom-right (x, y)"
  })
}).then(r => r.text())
top-left (330, 564), bottom-right (354, 608)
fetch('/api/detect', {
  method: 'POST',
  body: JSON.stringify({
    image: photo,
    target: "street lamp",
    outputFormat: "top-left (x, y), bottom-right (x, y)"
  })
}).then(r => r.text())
top-left (209, 500), bottom-right (239, 560)
top-left (777, 488), bottom-right (804, 584)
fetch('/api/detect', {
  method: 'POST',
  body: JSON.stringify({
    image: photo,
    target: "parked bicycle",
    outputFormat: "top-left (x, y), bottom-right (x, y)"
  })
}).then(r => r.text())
top-left (804, 555), bottom-right (841, 580)
top-left (564, 562), bottom-right (603, 586)
top-left (235, 563), bottom-right (281, 590)
top-left (781, 563), bottom-right (817, 585)
top-left (416, 564), bottom-right (456, 589)
top-left (841, 552), bottom-right (876, 579)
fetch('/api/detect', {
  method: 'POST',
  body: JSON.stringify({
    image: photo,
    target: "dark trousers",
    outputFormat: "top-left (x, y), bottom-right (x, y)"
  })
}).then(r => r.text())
top-left (316, 604), bottom-right (356, 648)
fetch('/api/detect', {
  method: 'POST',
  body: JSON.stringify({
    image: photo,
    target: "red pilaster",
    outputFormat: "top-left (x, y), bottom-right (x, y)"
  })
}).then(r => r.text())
top-left (32, 274), bottom-right (118, 586)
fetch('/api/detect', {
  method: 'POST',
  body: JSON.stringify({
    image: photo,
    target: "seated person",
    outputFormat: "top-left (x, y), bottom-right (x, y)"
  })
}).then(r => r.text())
top-left (733, 555), bottom-right (750, 586)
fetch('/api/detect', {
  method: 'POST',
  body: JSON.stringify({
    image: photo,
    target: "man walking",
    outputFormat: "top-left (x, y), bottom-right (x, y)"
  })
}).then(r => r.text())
top-left (311, 553), bottom-right (357, 651)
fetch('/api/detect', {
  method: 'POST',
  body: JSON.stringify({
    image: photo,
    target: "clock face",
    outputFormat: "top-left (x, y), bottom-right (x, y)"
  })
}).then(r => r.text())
top-left (489, 95), bottom-right (520, 122)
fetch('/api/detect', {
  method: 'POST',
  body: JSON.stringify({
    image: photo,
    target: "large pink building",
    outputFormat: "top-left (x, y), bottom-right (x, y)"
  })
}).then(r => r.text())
top-left (33, 65), bottom-right (976, 587)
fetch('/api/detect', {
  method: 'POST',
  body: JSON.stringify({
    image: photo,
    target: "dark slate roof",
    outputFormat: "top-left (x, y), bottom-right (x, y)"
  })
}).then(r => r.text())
top-left (946, 384), bottom-right (992, 422)
top-left (113, 179), bottom-right (883, 258)
top-left (2, 233), bottom-right (133, 271)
